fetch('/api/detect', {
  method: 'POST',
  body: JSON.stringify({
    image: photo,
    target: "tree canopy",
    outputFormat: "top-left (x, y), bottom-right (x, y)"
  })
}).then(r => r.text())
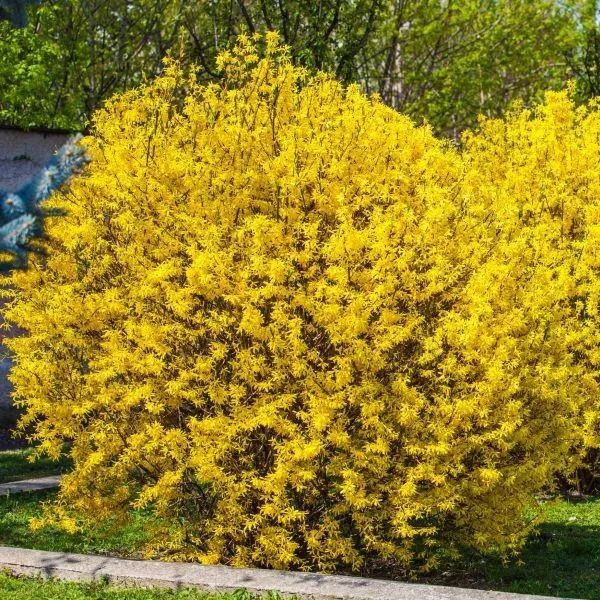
top-left (0, 0), bottom-right (597, 136)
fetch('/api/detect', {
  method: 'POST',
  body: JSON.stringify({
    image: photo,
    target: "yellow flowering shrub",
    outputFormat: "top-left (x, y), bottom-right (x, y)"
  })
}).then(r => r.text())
top-left (462, 95), bottom-right (600, 490)
top-left (3, 35), bottom-right (599, 571)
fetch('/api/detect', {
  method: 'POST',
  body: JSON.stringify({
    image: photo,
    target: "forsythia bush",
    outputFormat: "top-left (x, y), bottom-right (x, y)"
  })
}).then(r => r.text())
top-left (462, 96), bottom-right (600, 492)
top-left (4, 35), bottom-right (599, 571)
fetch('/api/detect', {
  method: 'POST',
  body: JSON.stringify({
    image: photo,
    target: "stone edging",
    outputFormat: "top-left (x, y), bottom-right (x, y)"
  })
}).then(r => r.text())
top-left (0, 475), bottom-right (61, 496)
top-left (0, 546), bottom-right (568, 600)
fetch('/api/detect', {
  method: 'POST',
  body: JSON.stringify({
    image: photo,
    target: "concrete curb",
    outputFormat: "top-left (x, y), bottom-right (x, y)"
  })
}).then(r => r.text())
top-left (0, 546), bottom-right (567, 599)
top-left (0, 475), bottom-right (61, 496)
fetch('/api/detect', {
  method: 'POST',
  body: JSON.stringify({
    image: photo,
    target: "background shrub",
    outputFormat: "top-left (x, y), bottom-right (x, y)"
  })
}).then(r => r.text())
top-left (4, 36), bottom-right (598, 572)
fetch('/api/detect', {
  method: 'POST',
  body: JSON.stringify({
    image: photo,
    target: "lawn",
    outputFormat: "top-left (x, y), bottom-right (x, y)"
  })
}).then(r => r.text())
top-left (0, 486), bottom-right (598, 599)
top-left (0, 448), bottom-right (72, 484)
top-left (445, 498), bottom-right (600, 599)
top-left (0, 489), bottom-right (151, 556)
top-left (0, 572), bottom-right (283, 599)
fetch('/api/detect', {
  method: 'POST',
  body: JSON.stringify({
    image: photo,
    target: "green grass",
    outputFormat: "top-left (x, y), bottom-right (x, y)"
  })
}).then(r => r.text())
top-left (0, 448), bottom-right (72, 484)
top-left (424, 497), bottom-right (600, 599)
top-left (0, 486), bottom-right (598, 599)
top-left (0, 572), bottom-right (284, 599)
top-left (476, 498), bottom-right (600, 599)
top-left (0, 490), bottom-right (150, 557)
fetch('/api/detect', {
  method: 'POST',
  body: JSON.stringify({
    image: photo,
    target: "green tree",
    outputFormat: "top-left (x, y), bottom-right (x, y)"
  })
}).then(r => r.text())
top-left (0, 18), bottom-right (83, 129)
top-left (565, 0), bottom-right (600, 101)
top-left (182, 0), bottom-right (384, 81)
top-left (0, 1), bottom-right (588, 135)
top-left (371, 0), bottom-right (582, 136)
top-left (181, 0), bottom-right (584, 136)
top-left (0, 0), bottom-right (185, 130)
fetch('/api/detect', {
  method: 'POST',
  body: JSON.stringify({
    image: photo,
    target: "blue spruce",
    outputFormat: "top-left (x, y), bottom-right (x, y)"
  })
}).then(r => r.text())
top-left (0, 136), bottom-right (87, 270)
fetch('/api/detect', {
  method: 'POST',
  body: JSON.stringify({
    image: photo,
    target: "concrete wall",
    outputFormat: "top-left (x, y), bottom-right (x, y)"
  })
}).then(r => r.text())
top-left (0, 128), bottom-right (69, 192)
top-left (0, 295), bottom-right (22, 413)
top-left (0, 128), bottom-right (70, 411)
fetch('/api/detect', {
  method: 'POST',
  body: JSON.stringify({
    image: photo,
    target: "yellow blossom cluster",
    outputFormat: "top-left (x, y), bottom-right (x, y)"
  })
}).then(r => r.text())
top-left (3, 34), bottom-right (598, 571)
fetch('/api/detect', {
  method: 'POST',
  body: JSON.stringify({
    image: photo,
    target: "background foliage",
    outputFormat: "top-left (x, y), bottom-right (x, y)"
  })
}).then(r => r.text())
top-left (0, 0), bottom-right (598, 136)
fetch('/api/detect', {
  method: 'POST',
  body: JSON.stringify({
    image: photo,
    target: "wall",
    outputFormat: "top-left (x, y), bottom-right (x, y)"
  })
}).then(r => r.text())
top-left (0, 127), bottom-right (70, 411)
top-left (0, 128), bottom-right (69, 192)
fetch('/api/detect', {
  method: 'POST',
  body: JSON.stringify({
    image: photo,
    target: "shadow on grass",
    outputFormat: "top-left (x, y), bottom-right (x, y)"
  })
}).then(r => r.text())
top-left (1, 490), bottom-right (598, 599)
top-left (433, 498), bottom-right (600, 600)
top-left (471, 522), bottom-right (598, 599)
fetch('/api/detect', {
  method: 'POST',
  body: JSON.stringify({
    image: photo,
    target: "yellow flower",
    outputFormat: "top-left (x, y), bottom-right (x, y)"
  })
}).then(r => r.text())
top-left (3, 36), bottom-right (598, 573)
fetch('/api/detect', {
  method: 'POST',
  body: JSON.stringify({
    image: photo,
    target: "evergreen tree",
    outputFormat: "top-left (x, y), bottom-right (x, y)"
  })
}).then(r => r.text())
top-left (0, 0), bottom-right (38, 28)
top-left (0, 136), bottom-right (86, 270)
